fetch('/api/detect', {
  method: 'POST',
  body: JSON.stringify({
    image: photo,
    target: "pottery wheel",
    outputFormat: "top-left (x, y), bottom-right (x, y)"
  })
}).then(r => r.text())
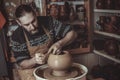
top-left (44, 67), bottom-right (78, 80)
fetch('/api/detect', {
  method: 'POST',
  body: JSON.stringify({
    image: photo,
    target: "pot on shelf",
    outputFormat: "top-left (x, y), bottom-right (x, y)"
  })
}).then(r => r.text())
top-left (104, 39), bottom-right (119, 56)
top-left (96, 0), bottom-right (105, 9)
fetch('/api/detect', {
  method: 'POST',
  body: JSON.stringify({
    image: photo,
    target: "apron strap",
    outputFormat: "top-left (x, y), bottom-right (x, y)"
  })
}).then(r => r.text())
top-left (23, 31), bottom-right (30, 48)
top-left (42, 25), bottom-right (51, 39)
top-left (23, 25), bottom-right (51, 48)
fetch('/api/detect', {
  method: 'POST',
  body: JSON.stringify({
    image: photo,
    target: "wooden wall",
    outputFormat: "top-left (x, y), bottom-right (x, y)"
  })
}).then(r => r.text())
top-left (72, 53), bottom-right (113, 73)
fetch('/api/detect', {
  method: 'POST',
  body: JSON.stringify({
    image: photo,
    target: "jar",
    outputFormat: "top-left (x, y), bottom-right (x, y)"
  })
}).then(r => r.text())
top-left (77, 5), bottom-right (85, 21)
top-left (50, 4), bottom-right (59, 19)
top-left (105, 0), bottom-right (114, 9)
top-left (59, 5), bottom-right (68, 21)
top-left (51, 0), bottom-right (57, 2)
top-left (104, 39), bottom-right (119, 56)
top-left (69, 4), bottom-right (77, 22)
top-left (110, 16), bottom-right (117, 24)
top-left (97, 16), bottom-right (106, 31)
top-left (96, 0), bottom-right (105, 9)
top-left (115, 0), bottom-right (120, 10)
top-left (103, 16), bottom-right (117, 33)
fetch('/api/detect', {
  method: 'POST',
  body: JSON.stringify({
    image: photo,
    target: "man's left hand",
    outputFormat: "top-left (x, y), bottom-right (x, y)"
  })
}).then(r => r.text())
top-left (48, 42), bottom-right (62, 55)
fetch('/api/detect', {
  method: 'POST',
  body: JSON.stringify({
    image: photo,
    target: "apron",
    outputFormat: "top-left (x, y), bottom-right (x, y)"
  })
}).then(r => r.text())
top-left (17, 26), bottom-right (53, 80)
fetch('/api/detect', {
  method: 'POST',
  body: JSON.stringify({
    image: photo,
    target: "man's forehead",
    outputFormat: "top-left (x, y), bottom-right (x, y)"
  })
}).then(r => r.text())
top-left (19, 13), bottom-right (34, 24)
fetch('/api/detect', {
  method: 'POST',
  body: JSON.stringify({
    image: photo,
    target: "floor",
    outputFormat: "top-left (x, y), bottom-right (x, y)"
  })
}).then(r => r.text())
top-left (0, 77), bottom-right (9, 80)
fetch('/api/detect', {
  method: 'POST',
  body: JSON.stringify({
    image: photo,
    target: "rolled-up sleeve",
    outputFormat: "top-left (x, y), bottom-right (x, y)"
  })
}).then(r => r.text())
top-left (52, 18), bottom-right (73, 39)
top-left (11, 33), bottom-right (30, 64)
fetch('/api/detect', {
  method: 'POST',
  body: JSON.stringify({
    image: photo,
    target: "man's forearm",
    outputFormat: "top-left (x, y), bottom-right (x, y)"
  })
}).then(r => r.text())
top-left (57, 30), bottom-right (77, 47)
top-left (19, 57), bottom-right (36, 69)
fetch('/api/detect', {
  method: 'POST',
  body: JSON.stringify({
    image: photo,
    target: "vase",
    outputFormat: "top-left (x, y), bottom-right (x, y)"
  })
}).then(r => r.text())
top-left (47, 51), bottom-right (72, 76)
top-left (104, 39), bottom-right (119, 56)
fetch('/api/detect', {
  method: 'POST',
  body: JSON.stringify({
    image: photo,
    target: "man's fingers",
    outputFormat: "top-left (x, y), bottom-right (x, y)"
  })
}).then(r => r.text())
top-left (35, 53), bottom-right (46, 64)
top-left (48, 47), bottom-right (54, 54)
top-left (56, 49), bottom-right (61, 55)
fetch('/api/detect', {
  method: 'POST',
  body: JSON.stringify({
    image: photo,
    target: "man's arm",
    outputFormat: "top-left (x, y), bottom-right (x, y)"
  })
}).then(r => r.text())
top-left (48, 30), bottom-right (77, 54)
top-left (18, 57), bottom-right (36, 69)
top-left (11, 28), bottom-right (46, 69)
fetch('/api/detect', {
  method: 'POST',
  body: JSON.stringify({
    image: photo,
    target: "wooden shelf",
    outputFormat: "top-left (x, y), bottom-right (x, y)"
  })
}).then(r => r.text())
top-left (64, 20), bottom-right (85, 25)
top-left (50, 1), bottom-right (84, 5)
top-left (93, 50), bottom-right (120, 64)
top-left (68, 45), bottom-right (90, 54)
top-left (94, 30), bottom-right (120, 39)
top-left (94, 9), bottom-right (120, 14)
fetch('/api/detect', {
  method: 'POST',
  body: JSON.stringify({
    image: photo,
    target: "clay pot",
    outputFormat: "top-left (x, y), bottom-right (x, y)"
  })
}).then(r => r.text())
top-left (96, 0), bottom-right (105, 9)
top-left (47, 51), bottom-right (72, 76)
top-left (110, 16), bottom-right (117, 24)
top-left (51, 0), bottom-right (57, 2)
top-left (57, 0), bottom-right (63, 1)
top-left (59, 5), bottom-right (68, 21)
top-left (104, 23), bottom-right (116, 33)
top-left (69, 4), bottom-right (77, 22)
top-left (97, 16), bottom-right (106, 31)
top-left (104, 39), bottom-right (119, 55)
top-left (115, 0), bottom-right (120, 10)
top-left (77, 5), bottom-right (85, 21)
top-left (103, 16), bottom-right (116, 33)
top-left (105, 0), bottom-right (114, 9)
top-left (50, 4), bottom-right (59, 19)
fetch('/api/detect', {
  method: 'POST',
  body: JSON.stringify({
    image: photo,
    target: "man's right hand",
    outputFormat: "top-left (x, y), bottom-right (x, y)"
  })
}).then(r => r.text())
top-left (34, 53), bottom-right (46, 64)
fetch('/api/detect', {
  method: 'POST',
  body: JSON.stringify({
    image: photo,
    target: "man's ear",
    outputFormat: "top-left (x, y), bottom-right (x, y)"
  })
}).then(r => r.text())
top-left (16, 19), bottom-right (22, 26)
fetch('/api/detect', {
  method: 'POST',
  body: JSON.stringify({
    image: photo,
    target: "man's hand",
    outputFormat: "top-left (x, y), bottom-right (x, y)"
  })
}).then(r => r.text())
top-left (35, 53), bottom-right (46, 64)
top-left (48, 30), bottom-right (77, 55)
top-left (19, 53), bottom-right (46, 69)
top-left (48, 42), bottom-right (62, 55)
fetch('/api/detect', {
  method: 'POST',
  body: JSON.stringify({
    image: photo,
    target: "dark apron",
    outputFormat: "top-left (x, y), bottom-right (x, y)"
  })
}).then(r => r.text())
top-left (18, 26), bottom-right (53, 80)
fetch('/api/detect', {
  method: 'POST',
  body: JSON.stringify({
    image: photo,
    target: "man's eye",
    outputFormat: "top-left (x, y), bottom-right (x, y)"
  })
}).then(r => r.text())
top-left (23, 18), bottom-right (35, 26)
top-left (24, 24), bottom-right (29, 26)
top-left (31, 18), bottom-right (36, 23)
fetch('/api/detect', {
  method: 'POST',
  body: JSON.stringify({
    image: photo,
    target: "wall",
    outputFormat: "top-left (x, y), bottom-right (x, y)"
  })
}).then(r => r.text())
top-left (72, 53), bottom-right (113, 73)
top-left (0, 35), bottom-right (8, 76)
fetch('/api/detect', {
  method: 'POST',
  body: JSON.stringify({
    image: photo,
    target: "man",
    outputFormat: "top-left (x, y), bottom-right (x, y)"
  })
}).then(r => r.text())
top-left (11, 4), bottom-right (77, 69)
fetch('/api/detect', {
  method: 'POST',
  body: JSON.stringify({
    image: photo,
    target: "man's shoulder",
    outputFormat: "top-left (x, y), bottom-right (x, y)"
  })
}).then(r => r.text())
top-left (37, 16), bottom-right (52, 19)
top-left (37, 16), bottom-right (53, 22)
top-left (10, 25), bottom-right (23, 39)
top-left (13, 25), bottom-right (22, 34)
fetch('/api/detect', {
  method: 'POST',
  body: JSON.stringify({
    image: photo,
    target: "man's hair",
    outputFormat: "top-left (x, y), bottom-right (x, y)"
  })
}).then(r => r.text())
top-left (15, 4), bottom-right (35, 18)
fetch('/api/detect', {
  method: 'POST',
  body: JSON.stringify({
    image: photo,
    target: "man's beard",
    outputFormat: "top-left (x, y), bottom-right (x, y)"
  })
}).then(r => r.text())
top-left (30, 29), bottom-right (39, 35)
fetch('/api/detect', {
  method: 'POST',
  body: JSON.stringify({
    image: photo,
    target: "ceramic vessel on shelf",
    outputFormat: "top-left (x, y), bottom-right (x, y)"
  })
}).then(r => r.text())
top-left (59, 5), bottom-right (69, 21)
top-left (104, 39), bottom-right (119, 56)
top-left (105, 0), bottom-right (114, 9)
top-left (96, 0), bottom-right (105, 9)
top-left (50, 4), bottom-right (59, 19)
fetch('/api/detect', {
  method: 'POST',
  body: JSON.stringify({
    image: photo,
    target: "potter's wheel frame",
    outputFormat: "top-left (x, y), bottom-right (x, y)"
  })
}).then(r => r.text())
top-left (44, 67), bottom-right (78, 80)
top-left (33, 63), bottom-right (88, 80)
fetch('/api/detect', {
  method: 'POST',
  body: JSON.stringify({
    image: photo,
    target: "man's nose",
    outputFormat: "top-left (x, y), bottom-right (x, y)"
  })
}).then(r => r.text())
top-left (29, 23), bottom-right (35, 30)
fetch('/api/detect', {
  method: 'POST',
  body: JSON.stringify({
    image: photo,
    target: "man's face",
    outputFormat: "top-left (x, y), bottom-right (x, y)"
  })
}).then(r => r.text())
top-left (18, 12), bottom-right (38, 34)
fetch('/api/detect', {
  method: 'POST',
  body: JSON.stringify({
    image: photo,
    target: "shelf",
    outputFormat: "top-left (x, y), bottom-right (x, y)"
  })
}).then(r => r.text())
top-left (93, 50), bottom-right (120, 63)
top-left (50, 1), bottom-right (84, 5)
top-left (64, 20), bottom-right (85, 25)
top-left (68, 45), bottom-right (90, 54)
top-left (94, 9), bottom-right (120, 14)
top-left (94, 30), bottom-right (120, 39)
